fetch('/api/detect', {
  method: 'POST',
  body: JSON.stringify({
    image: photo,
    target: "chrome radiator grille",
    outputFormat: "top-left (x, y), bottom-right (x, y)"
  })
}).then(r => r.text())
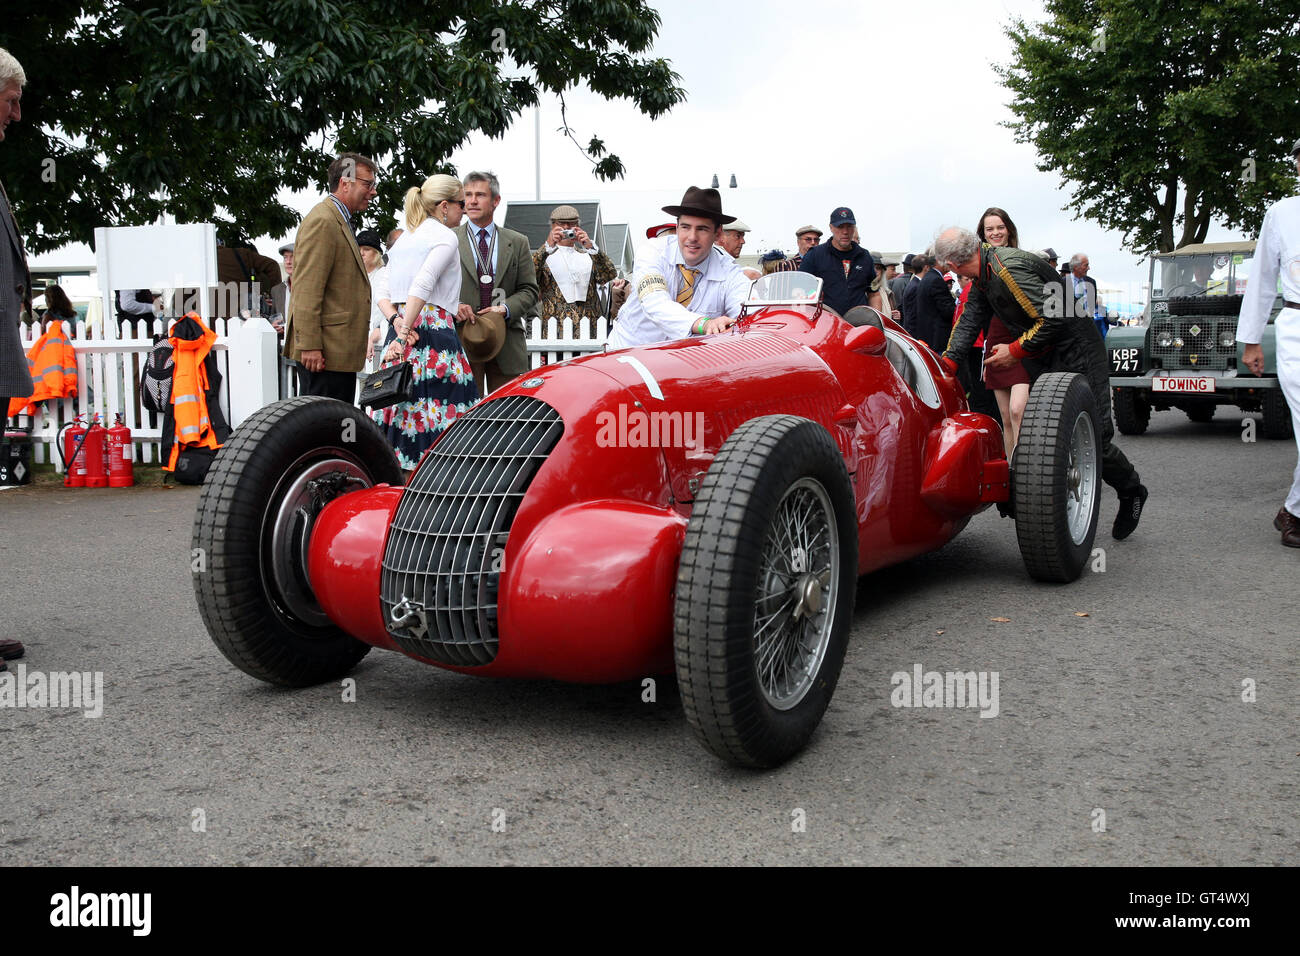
top-left (1149, 318), bottom-right (1236, 372)
top-left (380, 395), bottom-right (564, 665)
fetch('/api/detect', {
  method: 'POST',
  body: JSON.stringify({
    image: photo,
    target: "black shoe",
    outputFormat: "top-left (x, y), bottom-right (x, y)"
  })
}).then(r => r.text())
top-left (1112, 485), bottom-right (1148, 540)
top-left (0, 638), bottom-right (23, 661)
top-left (1276, 507), bottom-right (1300, 548)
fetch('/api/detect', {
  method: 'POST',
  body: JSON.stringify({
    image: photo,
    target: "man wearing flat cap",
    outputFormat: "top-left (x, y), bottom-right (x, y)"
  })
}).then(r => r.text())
top-left (269, 241), bottom-right (294, 331)
top-left (792, 225), bottom-right (822, 267)
top-left (534, 204), bottom-right (617, 338)
top-left (798, 207), bottom-right (882, 317)
top-left (606, 186), bottom-right (751, 350)
top-left (1238, 137), bottom-right (1300, 548)
top-left (717, 219), bottom-right (761, 280)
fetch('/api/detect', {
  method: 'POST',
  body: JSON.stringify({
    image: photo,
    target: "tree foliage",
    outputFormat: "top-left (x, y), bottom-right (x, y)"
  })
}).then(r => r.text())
top-left (999, 0), bottom-right (1300, 253)
top-left (0, 0), bottom-right (685, 253)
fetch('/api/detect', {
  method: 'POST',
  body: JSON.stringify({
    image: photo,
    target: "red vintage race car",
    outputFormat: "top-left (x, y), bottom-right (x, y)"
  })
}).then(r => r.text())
top-left (193, 272), bottom-right (1103, 767)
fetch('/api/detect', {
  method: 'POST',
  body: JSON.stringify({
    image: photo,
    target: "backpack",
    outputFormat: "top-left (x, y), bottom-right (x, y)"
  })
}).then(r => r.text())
top-left (139, 335), bottom-right (174, 413)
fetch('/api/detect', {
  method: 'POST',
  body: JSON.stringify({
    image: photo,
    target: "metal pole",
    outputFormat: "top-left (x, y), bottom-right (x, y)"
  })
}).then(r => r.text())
top-left (535, 106), bottom-right (541, 200)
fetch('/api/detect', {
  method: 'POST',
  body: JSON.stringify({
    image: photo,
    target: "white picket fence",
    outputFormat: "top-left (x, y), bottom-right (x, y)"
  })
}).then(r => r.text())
top-left (14, 314), bottom-right (610, 471)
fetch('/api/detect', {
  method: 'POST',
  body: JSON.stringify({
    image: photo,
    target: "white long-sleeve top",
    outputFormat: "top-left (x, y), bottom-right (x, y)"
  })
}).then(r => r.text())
top-left (1238, 194), bottom-right (1300, 344)
top-left (388, 218), bottom-right (460, 315)
top-left (606, 235), bottom-right (751, 350)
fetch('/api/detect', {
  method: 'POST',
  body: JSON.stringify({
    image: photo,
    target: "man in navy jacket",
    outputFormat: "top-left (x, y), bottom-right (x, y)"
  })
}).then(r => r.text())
top-left (908, 256), bottom-right (956, 353)
top-left (798, 207), bottom-right (881, 317)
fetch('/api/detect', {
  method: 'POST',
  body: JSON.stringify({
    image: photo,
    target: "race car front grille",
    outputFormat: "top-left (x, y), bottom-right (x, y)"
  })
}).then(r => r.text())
top-left (1148, 318), bottom-right (1236, 371)
top-left (380, 395), bottom-right (564, 666)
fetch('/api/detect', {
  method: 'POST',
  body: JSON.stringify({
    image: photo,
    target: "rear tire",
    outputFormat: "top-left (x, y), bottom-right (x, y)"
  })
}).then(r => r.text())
top-left (192, 396), bottom-right (402, 686)
top-left (1014, 373), bottom-right (1102, 583)
top-left (1261, 389), bottom-right (1294, 440)
top-left (1112, 387), bottom-right (1150, 435)
top-left (674, 416), bottom-right (858, 768)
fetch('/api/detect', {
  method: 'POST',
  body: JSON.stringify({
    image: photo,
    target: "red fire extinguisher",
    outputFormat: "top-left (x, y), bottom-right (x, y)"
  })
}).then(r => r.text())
top-left (83, 414), bottom-right (108, 488)
top-left (61, 418), bottom-right (88, 487)
top-left (107, 414), bottom-right (134, 487)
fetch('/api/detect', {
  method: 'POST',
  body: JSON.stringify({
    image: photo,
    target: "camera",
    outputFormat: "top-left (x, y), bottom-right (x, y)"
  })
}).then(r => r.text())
top-left (561, 228), bottom-right (577, 240)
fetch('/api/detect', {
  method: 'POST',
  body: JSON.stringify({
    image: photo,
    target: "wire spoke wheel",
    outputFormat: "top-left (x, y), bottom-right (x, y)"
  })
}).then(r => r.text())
top-left (675, 415), bottom-right (857, 768)
top-left (754, 478), bottom-right (839, 710)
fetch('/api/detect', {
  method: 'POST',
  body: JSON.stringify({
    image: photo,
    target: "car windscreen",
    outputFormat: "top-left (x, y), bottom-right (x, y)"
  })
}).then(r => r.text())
top-left (1151, 251), bottom-right (1251, 299)
top-left (748, 271), bottom-right (823, 305)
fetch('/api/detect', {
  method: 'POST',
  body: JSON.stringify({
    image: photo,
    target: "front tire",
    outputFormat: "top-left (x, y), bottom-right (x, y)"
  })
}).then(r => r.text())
top-left (1014, 373), bottom-right (1102, 583)
top-left (192, 396), bottom-right (403, 686)
top-left (1112, 387), bottom-right (1150, 435)
top-left (674, 416), bottom-right (858, 768)
top-left (1261, 388), bottom-right (1294, 440)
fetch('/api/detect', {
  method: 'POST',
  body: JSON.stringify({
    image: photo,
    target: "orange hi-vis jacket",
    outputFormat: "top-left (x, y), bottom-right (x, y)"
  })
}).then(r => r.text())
top-left (166, 313), bottom-right (222, 470)
top-left (6, 320), bottom-right (78, 418)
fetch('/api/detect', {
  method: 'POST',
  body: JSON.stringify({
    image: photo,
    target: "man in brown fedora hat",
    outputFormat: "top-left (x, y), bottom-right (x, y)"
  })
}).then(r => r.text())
top-left (606, 186), bottom-right (751, 350)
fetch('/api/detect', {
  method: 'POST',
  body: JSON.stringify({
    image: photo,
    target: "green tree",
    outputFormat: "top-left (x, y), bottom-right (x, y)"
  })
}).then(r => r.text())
top-left (0, 0), bottom-right (684, 253)
top-left (999, 0), bottom-right (1300, 253)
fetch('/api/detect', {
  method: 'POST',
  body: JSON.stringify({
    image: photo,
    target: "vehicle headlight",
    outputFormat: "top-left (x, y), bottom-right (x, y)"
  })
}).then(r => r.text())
top-left (1155, 330), bottom-right (1173, 348)
top-left (1219, 329), bottom-right (1236, 349)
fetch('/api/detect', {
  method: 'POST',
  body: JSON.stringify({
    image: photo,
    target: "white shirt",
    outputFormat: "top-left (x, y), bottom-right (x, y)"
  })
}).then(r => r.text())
top-left (606, 235), bottom-right (752, 350)
top-left (544, 243), bottom-right (596, 303)
top-left (1239, 194), bottom-right (1300, 343)
top-left (387, 218), bottom-right (441, 305)
top-left (405, 220), bottom-right (461, 316)
top-left (366, 265), bottom-right (390, 371)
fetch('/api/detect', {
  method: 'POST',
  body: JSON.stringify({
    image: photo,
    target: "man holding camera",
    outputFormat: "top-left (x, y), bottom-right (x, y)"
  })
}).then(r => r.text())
top-left (534, 204), bottom-right (617, 339)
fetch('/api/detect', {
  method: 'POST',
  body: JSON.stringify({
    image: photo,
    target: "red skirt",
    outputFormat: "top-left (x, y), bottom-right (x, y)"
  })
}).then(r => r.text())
top-left (983, 315), bottom-right (1030, 389)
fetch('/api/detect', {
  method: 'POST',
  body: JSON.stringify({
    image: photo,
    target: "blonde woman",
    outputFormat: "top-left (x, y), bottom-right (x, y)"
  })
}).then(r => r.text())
top-left (371, 174), bottom-right (477, 473)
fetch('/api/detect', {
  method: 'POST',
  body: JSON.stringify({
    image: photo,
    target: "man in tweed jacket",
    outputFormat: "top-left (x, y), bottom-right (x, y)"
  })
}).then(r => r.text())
top-left (0, 48), bottom-right (33, 403)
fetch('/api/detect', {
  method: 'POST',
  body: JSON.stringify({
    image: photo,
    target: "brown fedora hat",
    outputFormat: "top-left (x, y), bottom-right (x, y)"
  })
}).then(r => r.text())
top-left (459, 311), bottom-right (506, 363)
top-left (661, 186), bottom-right (736, 225)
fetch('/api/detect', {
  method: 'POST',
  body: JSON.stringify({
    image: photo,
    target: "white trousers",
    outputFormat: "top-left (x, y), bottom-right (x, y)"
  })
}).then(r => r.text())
top-left (1278, 308), bottom-right (1300, 515)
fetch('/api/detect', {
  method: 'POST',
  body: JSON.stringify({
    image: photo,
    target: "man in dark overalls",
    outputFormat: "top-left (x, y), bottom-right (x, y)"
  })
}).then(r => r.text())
top-left (935, 226), bottom-right (1148, 540)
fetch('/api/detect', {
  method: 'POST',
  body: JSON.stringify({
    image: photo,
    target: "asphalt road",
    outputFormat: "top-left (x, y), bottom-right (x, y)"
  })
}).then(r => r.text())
top-left (1, 406), bottom-right (1296, 866)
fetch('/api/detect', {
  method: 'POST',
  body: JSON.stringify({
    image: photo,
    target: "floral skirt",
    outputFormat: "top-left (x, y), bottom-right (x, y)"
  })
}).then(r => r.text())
top-left (370, 303), bottom-right (478, 471)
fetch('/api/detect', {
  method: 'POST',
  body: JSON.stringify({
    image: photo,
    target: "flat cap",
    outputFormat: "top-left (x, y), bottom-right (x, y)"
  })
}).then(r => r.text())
top-left (725, 219), bottom-right (752, 233)
top-left (795, 224), bottom-right (823, 237)
top-left (1291, 138), bottom-right (1300, 156)
top-left (1040, 247), bottom-right (1059, 261)
top-left (549, 204), bottom-right (581, 222)
top-left (278, 241), bottom-right (295, 255)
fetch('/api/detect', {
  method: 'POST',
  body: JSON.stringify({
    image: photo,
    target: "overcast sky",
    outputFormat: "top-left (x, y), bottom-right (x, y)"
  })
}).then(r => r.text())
top-left (33, 0), bottom-right (1261, 305)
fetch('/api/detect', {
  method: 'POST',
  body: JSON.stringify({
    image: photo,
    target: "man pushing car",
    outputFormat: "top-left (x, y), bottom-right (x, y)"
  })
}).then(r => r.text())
top-left (934, 226), bottom-right (1149, 540)
top-left (605, 186), bottom-right (752, 350)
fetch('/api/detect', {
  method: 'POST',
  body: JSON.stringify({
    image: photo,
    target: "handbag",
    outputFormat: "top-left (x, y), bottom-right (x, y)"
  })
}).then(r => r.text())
top-left (361, 341), bottom-right (414, 410)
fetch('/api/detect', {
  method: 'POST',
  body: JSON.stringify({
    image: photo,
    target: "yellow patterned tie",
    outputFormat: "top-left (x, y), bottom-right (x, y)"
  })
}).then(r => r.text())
top-left (676, 265), bottom-right (699, 306)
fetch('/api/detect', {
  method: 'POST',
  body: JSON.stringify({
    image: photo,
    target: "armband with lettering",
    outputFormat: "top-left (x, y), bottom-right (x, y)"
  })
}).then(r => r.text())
top-left (637, 272), bottom-right (668, 300)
